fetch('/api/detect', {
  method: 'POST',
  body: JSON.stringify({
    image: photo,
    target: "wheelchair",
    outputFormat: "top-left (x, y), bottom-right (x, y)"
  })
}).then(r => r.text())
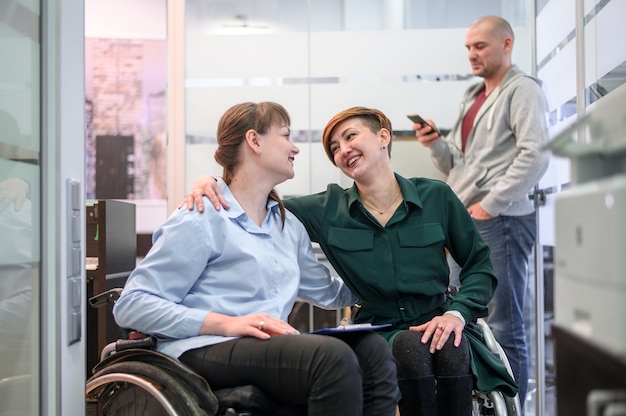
top-left (85, 288), bottom-right (520, 416)
top-left (85, 288), bottom-right (305, 416)
top-left (470, 318), bottom-right (522, 416)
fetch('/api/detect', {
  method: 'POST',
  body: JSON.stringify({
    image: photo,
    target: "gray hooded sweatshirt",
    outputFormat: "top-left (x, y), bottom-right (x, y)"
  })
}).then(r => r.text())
top-left (429, 65), bottom-right (551, 217)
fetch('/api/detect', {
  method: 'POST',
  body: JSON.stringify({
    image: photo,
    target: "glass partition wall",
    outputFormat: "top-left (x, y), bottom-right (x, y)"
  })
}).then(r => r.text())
top-left (181, 0), bottom-right (532, 198)
top-left (0, 1), bottom-right (41, 414)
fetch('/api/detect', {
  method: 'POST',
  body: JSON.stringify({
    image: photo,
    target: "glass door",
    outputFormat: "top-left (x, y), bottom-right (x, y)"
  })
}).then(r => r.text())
top-left (0, 1), bottom-right (41, 414)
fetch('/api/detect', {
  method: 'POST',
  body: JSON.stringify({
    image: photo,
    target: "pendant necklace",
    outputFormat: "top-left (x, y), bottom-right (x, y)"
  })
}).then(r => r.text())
top-left (362, 192), bottom-right (401, 215)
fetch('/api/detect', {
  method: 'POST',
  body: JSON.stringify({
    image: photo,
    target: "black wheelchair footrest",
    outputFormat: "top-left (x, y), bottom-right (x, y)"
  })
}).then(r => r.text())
top-left (215, 385), bottom-right (307, 416)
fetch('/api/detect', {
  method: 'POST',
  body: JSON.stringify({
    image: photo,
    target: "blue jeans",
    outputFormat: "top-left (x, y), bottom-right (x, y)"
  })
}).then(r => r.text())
top-left (449, 212), bottom-right (536, 404)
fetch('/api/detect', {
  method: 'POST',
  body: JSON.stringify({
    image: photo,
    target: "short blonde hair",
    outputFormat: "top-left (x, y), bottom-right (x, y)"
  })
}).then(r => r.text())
top-left (322, 107), bottom-right (393, 165)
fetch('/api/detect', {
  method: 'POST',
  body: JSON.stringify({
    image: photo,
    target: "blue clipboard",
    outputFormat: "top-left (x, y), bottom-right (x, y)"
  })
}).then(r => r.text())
top-left (308, 323), bottom-right (391, 335)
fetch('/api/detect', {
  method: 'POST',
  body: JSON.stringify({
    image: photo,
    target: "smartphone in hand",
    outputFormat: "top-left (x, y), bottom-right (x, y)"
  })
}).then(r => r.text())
top-left (407, 114), bottom-right (441, 136)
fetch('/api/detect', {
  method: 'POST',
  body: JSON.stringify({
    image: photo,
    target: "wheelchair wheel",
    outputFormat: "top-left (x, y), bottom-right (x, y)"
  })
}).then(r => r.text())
top-left (87, 361), bottom-right (213, 416)
top-left (472, 390), bottom-right (521, 416)
top-left (503, 392), bottom-right (521, 416)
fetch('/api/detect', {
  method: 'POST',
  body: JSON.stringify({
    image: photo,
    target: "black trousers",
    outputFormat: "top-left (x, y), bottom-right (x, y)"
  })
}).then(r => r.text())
top-left (180, 331), bottom-right (398, 416)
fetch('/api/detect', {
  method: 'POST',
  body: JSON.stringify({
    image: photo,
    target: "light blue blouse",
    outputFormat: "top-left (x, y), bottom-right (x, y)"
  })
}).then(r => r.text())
top-left (113, 179), bottom-right (357, 358)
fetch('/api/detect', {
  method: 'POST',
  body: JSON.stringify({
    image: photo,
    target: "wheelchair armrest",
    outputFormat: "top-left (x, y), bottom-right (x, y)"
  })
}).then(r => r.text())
top-left (89, 288), bottom-right (123, 308)
top-left (116, 336), bottom-right (158, 352)
top-left (99, 336), bottom-right (158, 362)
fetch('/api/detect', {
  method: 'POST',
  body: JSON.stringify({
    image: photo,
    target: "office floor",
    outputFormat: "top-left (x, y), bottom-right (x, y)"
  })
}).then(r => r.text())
top-left (525, 381), bottom-right (557, 416)
top-left (525, 344), bottom-right (557, 416)
top-left (524, 295), bottom-right (557, 414)
top-left (520, 245), bottom-right (557, 416)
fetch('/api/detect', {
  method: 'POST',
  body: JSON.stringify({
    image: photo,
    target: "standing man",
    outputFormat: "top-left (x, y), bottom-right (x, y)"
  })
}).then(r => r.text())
top-left (413, 15), bottom-right (550, 404)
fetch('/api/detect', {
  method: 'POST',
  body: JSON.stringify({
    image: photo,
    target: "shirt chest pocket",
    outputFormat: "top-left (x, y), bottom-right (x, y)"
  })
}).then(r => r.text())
top-left (328, 227), bottom-right (374, 252)
top-left (327, 227), bottom-right (378, 284)
top-left (396, 224), bottom-right (447, 284)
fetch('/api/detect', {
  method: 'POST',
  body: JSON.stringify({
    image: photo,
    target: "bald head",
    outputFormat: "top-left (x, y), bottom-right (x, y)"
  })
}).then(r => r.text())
top-left (471, 16), bottom-right (514, 45)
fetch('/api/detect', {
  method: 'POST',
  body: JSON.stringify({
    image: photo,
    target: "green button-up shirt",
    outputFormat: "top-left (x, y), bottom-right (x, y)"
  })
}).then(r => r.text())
top-left (285, 174), bottom-right (496, 329)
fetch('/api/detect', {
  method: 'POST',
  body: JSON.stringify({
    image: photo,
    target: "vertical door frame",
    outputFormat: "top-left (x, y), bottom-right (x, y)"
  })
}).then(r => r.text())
top-left (41, 0), bottom-right (86, 414)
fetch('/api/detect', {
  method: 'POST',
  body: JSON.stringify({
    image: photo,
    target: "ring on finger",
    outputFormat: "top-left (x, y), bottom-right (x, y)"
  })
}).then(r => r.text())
top-left (258, 320), bottom-right (265, 331)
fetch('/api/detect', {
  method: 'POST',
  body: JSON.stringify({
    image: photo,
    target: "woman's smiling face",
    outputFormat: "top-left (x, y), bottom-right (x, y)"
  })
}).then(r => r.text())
top-left (328, 118), bottom-right (386, 180)
top-left (257, 122), bottom-right (299, 184)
